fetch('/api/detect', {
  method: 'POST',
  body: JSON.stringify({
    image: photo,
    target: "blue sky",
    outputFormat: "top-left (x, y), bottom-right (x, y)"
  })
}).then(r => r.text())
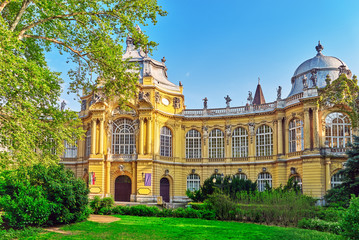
top-left (48, 0), bottom-right (359, 111)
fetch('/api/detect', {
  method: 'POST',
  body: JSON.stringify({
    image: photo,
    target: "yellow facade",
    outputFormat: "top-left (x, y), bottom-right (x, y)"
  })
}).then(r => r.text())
top-left (61, 41), bottom-right (355, 202)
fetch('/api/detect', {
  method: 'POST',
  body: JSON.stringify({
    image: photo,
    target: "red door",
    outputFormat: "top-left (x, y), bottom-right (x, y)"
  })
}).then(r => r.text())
top-left (115, 176), bottom-right (131, 202)
top-left (160, 178), bottom-right (170, 202)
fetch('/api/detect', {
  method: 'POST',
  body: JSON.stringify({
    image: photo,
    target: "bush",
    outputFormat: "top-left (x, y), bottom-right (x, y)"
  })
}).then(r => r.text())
top-left (0, 164), bottom-right (89, 228)
top-left (199, 209), bottom-right (216, 220)
top-left (206, 192), bottom-right (236, 220)
top-left (187, 202), bottom-right (210, 210)
top-left (129, 205), bottom-right (160, 217)
top-left (298, 218), bottom-right (342, 235)
top-left (90, 196), bottom-right (115, 215)
top-left (89, 196), bottom-right (102, 214)
top-left (112, 205), bottom-right (131, 215)
top-left (341, 195), bottom-right (359, 239)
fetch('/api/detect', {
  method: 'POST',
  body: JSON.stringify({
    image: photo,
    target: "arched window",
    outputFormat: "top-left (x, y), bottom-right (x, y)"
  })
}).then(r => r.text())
top-left (325, 112), bottom-right (352, 148)
top-left (64, 140), bottom-right (77, 158)
top-left (112, 119), bottom-right (135, 154)
top-left (85, 129), bottom-right (91, 157)
top-left (234, 173), bottom-right (247, 180)
top-left (331, 172), bottom-right (343, 188)
top-left (160, 127), bottom-right (172, 157)
top-left (209, 129), bottom-right (224, 158)
top-left (186, 129), bottom-right (201, 159)
top-left (289, 119), bottom-right (304, 152)
top-left (187, 174), bottom-right (200, 191)
top-left (291, 175), bottom-right (302, 190)
top-left (232, 127), bottom-right (248, 157)
top-left (257, 172), bottom-right (272, 192)
top-left (256, 125), bottom-right (273, 156)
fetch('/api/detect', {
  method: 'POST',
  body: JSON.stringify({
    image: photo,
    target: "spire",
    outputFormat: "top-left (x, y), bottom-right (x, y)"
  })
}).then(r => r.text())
top-left (253, 80), bottom-right (266, 105)
top-left (315, 41), bottom-right (324, 55)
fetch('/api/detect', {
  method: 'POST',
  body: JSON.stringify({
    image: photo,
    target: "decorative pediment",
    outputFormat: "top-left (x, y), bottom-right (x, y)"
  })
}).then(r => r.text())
top-left (112, 106), bottom-right (137, 117)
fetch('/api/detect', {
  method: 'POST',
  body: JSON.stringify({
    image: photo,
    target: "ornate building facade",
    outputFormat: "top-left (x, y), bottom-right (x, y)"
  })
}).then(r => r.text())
top-left (61, 40), bottom-right (355, 203)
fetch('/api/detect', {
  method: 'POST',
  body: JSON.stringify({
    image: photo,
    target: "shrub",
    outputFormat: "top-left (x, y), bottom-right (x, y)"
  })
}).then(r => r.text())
top-left (187, 202), bottom-right (210, 210)
top-left (100, 197), bottom-right (115, 209)
top-left (0, 164), bottom-right (89, 228)
top-left (341, 195), bottom-right (359, 239)
top-left (112, 205), bottom-right (131, 215)
top-left (199, 209), bottom-right (216, 220)
top-left (157, 208), bottom-right (173, 217)
top-left (90, 196), bottom-right (115, 214)
top-left (90, 196), bottom-right (102, 214)
top-left (298, 218), bottom-right (342, 235)
top-left (206, 192), bottom-right (236, 220)
top-left (129, 205), bottom-right (160, 216)
top-left (97, 207), bottom-right (112, 215)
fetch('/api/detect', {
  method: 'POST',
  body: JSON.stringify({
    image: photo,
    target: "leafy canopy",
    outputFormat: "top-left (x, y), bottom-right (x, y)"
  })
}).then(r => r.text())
top-left (0, 0), bottom-right (166, 169)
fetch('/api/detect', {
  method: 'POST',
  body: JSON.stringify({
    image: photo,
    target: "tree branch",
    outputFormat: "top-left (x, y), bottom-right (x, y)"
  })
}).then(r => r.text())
top-left (9, 0), bottom-right (31, 31)
top-left (18, 11), bottom-right (111, 40)
top-left (0, 1), bottom-right (10, 13)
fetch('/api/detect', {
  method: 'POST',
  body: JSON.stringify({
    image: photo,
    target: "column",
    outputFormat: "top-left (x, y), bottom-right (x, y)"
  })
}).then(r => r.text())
top-left (91, 119), bottom-right (97, 155)
top-left (147, 118), bottom-right (152, 155)
top-left (313, 107), bottom-right (320, 149)
top-left (139, 118), bottom-right (144, 155)
top-left (325, 159), bottom-right (331, 191)
top-left (277, 118), bottom-right (283, 155)
top-left (106, 161), bottom-right (111, 195)
top-left (99, 119), bottom-right (104, 155)
top-left (303, 109), bottom-right (310, 151)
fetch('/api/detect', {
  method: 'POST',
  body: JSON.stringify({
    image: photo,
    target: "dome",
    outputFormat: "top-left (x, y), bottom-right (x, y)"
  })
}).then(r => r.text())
top-left (287, 42), bottom-right (351, 97)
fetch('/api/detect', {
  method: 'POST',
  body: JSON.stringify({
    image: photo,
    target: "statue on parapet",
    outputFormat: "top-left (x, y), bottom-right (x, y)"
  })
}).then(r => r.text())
top-left (224, 95), bottom-right (232, 108)
top-left (247, 91), bottom-right (253, 105)
top-left (203, 97), bottom-right (208, 109)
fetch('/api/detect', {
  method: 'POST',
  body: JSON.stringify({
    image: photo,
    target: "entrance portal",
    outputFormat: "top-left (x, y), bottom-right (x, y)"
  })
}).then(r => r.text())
top-left (160, 178), bottom-right (170, 202)
top-left (115, 175), bottom-right (131, 202)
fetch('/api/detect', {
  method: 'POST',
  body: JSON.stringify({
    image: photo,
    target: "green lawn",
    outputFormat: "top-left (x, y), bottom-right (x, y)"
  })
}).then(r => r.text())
top-left (23, 215), bottom-right (342, 240)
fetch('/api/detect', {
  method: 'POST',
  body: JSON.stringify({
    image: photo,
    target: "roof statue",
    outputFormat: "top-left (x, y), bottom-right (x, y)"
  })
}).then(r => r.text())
top-left (247, 91), bottom-right (253, 105)
top-left (224, 95), bottom-right (232, 108)
top-left (203, 97), bottom-right (208, 109)
top-left (276, 86), bottom-right (282, 100)
top-left (315, 40), bottom-right (324, 55)
top-left (302, 75), bottom-right (308, 89)
top-left (60, 100), bottom-right (66, 111)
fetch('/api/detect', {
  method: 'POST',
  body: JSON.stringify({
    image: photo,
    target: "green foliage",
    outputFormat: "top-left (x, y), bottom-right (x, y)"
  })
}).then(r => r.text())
top-left (319, 74), bottom-right (359, 127)
top-left (325, 135), bottom-right (359, 207)
top-left (0, 227), bottom-right (43, 240)
top-left (129, 205), bottom-right (160, 217)
top-left (341, 195), bottom-right (359, 239)
top-left (205, 192), bottom-right (237, 220)
top-left (298, 218), bottom-right (343, 235)
top-left (0, 0), bottom-right (166, 169)
top-left (0, 164), bottom-right (89, 228)
top-left (112, 205), bottom-right (131, 215)
top-left (89, 196), bottom-right (115, 215)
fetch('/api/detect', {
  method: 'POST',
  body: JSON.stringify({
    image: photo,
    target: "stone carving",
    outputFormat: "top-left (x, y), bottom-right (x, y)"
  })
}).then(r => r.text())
top-left (338, 64), bottom-right (351, 76)
top-left (60, 100), bottom-right (66, 111)
top-left (315, 41), bottom-right (324, 54)
top-left (138, 91), bottom-right (150, 102)
top-left (224, 95), bottom-right (232, 108)
top-left (112, 107), bottom-right (136, 116)
top-left (302, 75), bottom-right (308, 89)
top-left (276, 86), bottom-right (282, 100)
top-left (173, 97), bottom-right (181, 109)
top-left (179, 81), bottom-right (183, 87)
top-left (225, 125), bottom-right (231, 145)
top-left (81, 100), bottom-right (87, 111)
top-left (310, 69), bottom-right (317, 87)
top-left (155, 92), bottom-right (161, 103)
top-left (203, 97), bottom-right (208, 109)
top-left (202, 126), bottom-right (208, 146)
top-left (247, 91), bottom-right (253, 105)
top-left (248, 122), bottom-right (255, 136)
top-left (161, 56), bottom-right (166, 63)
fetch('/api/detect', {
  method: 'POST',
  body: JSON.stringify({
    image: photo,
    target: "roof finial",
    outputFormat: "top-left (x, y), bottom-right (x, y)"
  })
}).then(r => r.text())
top-left (258, 77), bottom-right (260, 85)
top-left (315, 41), bottom-right (324, 55)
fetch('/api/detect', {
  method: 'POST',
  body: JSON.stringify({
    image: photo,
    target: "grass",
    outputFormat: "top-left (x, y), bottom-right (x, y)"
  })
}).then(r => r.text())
top-left (7, 215), bottom-right (344, 240)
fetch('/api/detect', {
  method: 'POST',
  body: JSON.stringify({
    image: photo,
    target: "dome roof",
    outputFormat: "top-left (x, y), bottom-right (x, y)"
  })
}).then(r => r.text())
top-left (287, 42), bottom-right (351, 97)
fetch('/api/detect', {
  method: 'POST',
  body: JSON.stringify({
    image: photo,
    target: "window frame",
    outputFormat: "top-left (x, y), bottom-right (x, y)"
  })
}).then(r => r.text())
top-left (232, 127), bottom-right (248, 157)
top-left (112, 118), bottom-right (136, 155)
top-left (187, 174), bottom-right (200, 191)
top-left (160, 126), bottom-right (173, 157)
top-left (289, 118), bottom-right (304, 152)
top-left (185, 129), bottom-right (202, 159)
top-left (325, 112), bottom-right (352, 148)
top-left (257, 172), bottom-right (272, 192)
top-left (256, 125), bottom-right (273, 156)
top-left (209, 129), bottom-right (225, 158)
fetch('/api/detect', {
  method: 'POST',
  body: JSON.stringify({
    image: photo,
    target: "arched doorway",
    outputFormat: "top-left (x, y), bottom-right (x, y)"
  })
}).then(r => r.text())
top-left (115, 175), bottom-right (131, 202)
top-left (160, 178), bottom-right (170, 202)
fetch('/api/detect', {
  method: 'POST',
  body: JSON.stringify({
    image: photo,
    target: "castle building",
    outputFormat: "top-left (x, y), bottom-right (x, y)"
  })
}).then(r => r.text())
top-left (61, 40), bottom-right (355, 203)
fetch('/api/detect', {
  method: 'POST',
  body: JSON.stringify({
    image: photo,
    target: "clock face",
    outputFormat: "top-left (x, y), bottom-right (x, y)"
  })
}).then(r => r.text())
top-left (162, 98), bottom-right (169, 105)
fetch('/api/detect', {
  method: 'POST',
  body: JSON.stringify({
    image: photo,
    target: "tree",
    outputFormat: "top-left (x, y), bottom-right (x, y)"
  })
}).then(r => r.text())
top-left (0, 1), bottom-right (166, 169)
top-left (325, 135), bottom-right (359, 207)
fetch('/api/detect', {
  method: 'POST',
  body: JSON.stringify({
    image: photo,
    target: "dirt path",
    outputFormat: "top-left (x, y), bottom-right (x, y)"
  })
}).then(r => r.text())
top-left (43, 215), bottom-right (120, 235)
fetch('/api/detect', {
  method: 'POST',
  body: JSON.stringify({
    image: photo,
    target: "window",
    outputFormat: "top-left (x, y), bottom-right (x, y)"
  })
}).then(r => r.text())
top-left (325, 112), bottom-right (352, 148)
top-left (289, 119), bottom-right (304, 152)
top-left (112, 119), bottom-right (135, 154)
top-left (291, 175), bottom-right (302, 190)
top-left (331, 172), bottom-right (343, 188)
top-left (256, 125), bottom-right (273, 156)
top-left (257, 172), bottom-right (272, 192)
top-left (64, 140), bottom-right (77, 158)
top-left (85, 129), bottom-right (91, 157)
top-left (186, 129), bottom-right (201, 158)
top-left (232, 127), bottom-right (248, 157)
top-left (160, 127), bottom-right (172, 157)
top-left (187, 174), bottom-right (200, 191)
top-left (234, 173), bottom-right (247, 180)
top-left (209, 129), bottom-right (224, 158)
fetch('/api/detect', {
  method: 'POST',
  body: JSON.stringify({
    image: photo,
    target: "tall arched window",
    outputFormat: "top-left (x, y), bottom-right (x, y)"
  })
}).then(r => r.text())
top-left (85, 129), bottom-right (91, 157)
top-left (325, 112), bottom-right (352, 148)
top-left (160, 127), bottom-right (172, 157)
top-left (257, 172), bottom-right (272, 192)
top-left (234, 173), bottom-right (247, 180)
top-left (209, 129), bottom-right (224, 158)
top-left (289, 118), bottom-right (304, 152)
top-left (256, 125), bottom-right (273, 156)
top-left (64, 140), bottom-right (77, 158)
top-left (187, 174), bottom-right (200, 191)
top-left (331, 172), bottom-right (343, 188)
top-left (232, 127), bottom-right (248, 157)
top-left (186, 129), bottom-right (201, 158)
top-left (112, 119), bottom-right (135, 154)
